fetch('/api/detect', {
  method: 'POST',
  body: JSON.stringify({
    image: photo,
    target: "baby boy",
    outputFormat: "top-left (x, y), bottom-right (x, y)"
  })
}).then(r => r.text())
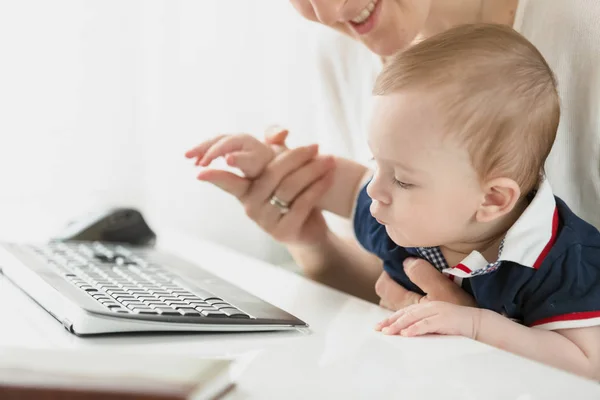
top-left (186, 24), bottom-right (600, 379)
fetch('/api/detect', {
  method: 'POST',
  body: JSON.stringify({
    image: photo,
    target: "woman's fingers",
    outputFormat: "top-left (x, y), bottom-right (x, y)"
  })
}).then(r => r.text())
top-left (243, 144), bottom-right (319, 206)
top-left (271, 170), bottom-right (334, 242)
top-left (375, 271), bottom-right (423, 310)
top-left (226, 150), bottom-right (274, 179)
top-left (271, 155), bottom-right (335, 206)
top-left (196, 169), bottom-right (251, 199)
top-left (404, 258), bottom-right (477, 307)
top-left (184, 135), bottom-right (227, 163)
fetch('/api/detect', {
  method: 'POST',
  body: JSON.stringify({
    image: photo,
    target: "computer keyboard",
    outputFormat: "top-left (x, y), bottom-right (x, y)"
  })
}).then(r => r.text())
top-left (0, 241), bottom-right (307, 335)
top-left (34, 242), bottom-right (250, 319)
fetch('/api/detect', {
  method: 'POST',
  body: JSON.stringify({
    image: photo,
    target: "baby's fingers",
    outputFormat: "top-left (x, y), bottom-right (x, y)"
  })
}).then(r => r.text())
top-left (200, 134), bottom-right (269, 167)
top-left (185, 134), bottom-right (227, 162)
top-left (225, 151), bottom-right (270, 179)
top-left (374, 309), bottom-right (406, 331)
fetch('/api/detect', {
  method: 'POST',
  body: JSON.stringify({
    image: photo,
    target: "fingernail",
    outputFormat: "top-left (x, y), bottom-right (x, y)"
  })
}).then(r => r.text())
top-left (382, 327), bottom-right (390, 335)
top-left (403, 257), bottom-right (418, 270)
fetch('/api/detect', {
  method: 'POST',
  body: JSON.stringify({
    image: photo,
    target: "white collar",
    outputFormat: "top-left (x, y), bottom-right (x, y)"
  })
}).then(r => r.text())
top-left (445, 178), bottom-right (559, 278)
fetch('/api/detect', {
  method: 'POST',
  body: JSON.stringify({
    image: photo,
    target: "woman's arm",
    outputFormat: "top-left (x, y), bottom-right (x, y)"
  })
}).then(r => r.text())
top-left (289, 230), bottom-right (383, 302)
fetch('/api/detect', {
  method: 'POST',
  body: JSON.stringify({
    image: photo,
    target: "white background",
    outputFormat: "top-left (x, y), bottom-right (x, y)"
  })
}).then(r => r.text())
top-left (0, 0), bottom-right (371, 265)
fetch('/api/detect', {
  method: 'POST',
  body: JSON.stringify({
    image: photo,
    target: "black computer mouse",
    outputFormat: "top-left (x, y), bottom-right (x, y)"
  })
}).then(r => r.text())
top-left (52, 208), bottom-right (156, 246)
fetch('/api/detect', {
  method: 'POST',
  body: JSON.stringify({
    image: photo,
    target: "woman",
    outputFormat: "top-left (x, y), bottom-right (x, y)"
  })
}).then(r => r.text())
top-left (199, 0), bottom-right (600, 309)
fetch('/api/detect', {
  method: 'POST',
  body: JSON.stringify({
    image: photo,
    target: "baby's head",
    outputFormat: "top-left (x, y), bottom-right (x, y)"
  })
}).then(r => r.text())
top-left (367, 24), bottom-right (560, 249)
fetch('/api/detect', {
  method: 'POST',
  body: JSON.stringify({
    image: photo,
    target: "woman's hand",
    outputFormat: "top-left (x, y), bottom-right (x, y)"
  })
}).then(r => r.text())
top-left (189, 126), bottom-right (336, 247)
top-left (375, 258), bottom-right (477, 311)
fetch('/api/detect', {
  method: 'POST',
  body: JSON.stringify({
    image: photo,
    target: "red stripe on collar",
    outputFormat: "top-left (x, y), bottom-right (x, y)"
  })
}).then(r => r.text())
top-left (443, 179), bottom-right (557, 278)
top-left (454, 264), bottom-right (472, 274)
top-left (532, 206), bottom-right (559, 270)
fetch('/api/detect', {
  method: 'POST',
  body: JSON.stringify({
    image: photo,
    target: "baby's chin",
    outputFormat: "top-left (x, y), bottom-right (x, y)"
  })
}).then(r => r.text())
top-left (385, 226), bottom-right (426, 248)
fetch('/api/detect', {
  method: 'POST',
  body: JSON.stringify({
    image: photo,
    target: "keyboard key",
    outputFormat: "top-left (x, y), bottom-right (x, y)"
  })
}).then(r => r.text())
top-left (200, 310), bottom-right (227, 318)
top-left (209, 302), bottom-right (232, 309)
top-left (219, 308), bottom-right (250, 318)
top-left (187, 301), bottom-right (210, 307)
top-left (108, 291), bottom-right (130, 297)
top-left (126, 303), bottom-right (147, 310)
top-left (94, 297), bottom-right (112, 303)
top-left (136, 295), bottom-right (159, 300)
top-left (194, 305), bottom-right (218, 310)
top-left (179, 309), bottom-right (201, 316)
top-left (115, 295), bottom-right (137, 301)
top-left (171, 290), bottom-right (194, 295)
top-left (132, 308), bottom-right (158, 314)
top-left (175, 307), bottom-right (198, 312)
top-left (159, 297), bottom-right (181, 302)
top-left (155, 309), bottom-right (181, 316)
top-left (166, 302), bottom-right (190, 308)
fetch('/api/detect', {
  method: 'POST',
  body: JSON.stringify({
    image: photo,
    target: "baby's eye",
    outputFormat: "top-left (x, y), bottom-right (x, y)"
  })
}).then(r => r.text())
top-left (393, 178), bottom-right (413, 189)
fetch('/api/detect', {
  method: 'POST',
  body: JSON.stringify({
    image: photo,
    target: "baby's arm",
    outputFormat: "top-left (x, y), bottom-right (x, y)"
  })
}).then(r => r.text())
top-left (186, 133), bottom-right (370, 218)
top-left (377, 302), bottom-right (600, 380)
top-left (476, 311), bottom-right (600, 380)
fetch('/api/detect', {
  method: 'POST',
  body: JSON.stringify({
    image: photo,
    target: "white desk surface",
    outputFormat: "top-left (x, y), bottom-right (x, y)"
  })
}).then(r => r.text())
top-left (1, 231), bottom-right (599, 399)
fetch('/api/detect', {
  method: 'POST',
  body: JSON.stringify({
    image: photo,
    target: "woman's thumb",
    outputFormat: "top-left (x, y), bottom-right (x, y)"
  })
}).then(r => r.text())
top-left (196, 169), bottom-right (250, 199)
top-left (403, 257), bottom-right (451, 295)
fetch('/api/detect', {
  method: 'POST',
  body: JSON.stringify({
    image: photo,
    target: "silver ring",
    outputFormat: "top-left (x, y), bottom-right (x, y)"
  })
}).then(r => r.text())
top-left (269, 195), bottom-right (290, 214)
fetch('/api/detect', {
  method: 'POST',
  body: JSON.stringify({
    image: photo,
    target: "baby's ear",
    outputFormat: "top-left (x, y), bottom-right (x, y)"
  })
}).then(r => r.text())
top-left (476, 178), bottom-right (521, 223)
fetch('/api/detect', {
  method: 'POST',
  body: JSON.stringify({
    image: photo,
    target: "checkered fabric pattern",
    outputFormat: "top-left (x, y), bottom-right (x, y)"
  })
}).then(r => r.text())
top-left (416, 247), bottom-right (448, 271)
top-left (416, 239), bottom-right (505, 276)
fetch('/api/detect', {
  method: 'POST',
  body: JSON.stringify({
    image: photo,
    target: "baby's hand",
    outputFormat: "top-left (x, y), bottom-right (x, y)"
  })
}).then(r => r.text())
top-left (185, 133), bottom-right (277, 179)
top-left (375, 301), bottom-right (481, 339)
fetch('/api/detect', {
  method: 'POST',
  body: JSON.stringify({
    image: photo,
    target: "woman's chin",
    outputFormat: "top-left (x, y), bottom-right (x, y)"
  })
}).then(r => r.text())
top-left (361, 28), bottom-right (414, 57)
top-left (363, 39), bottom-right (400, 57)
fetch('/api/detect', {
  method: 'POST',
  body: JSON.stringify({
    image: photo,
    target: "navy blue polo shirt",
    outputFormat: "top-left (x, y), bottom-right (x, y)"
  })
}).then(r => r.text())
top-left (353, 178), bottom-right (600, 330)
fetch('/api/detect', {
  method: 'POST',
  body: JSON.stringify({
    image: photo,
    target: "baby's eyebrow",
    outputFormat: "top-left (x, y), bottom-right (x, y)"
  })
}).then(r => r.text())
top-left (370, 156), bottom-right (421, 176)
top-left (393, 162), bottom-right (418, 173)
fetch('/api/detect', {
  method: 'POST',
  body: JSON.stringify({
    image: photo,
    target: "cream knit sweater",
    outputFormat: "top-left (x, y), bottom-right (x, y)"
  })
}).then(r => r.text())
top-left (515, 0), bottom-right (600, 228)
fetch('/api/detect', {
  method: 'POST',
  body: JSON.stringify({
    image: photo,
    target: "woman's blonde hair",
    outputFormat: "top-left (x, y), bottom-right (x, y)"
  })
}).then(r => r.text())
top-left (374, 24), bottom-right (560, 194)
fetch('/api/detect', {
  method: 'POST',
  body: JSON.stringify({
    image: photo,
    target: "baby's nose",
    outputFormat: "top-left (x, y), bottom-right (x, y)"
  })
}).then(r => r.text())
top-left (366, 179), bottom-right (392, 205)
